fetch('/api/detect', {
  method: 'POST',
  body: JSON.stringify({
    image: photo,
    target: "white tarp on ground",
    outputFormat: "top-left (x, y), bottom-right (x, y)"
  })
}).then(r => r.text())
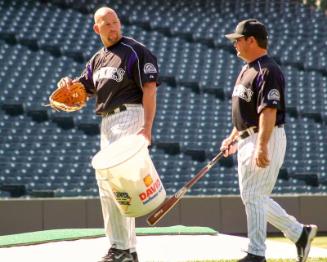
top-left (0, 234), bottom-right (326, 262)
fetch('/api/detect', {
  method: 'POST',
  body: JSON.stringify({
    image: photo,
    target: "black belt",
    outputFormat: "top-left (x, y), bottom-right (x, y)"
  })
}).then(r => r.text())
top-left (239, 126), bottom-right (258, 139)
top-left (102, 105), bottom-right (127, 116)
top-left (239, 124), bottom-right (284, 140)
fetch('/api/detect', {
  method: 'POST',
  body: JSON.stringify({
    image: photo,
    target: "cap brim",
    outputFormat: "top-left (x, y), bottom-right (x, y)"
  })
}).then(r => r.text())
top-left (225, 33), bottom-right (244, 40)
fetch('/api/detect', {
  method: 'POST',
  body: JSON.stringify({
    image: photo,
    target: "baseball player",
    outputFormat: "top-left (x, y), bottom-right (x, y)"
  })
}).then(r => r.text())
top-left (57, 7), bottom-right (159, 262)
top-left (221, 19), bottom-right (317, 262)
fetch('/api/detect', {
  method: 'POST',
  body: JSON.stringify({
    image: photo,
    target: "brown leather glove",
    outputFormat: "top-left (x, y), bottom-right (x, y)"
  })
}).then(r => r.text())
top-left (48, 82), bottom-right (87, 112)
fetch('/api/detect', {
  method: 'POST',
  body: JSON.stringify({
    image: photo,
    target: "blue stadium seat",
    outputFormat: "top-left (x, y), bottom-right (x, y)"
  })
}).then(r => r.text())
top-left (1, 0), bottom-right (326, 196)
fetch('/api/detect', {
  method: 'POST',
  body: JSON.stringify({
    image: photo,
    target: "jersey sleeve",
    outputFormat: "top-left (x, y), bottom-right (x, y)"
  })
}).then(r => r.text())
top-left (131, 45), bottom-right (160, 89)
top-left (257, 67), bottom-right (284, 114)
top-left (75, 58), bottom-right (97, 96)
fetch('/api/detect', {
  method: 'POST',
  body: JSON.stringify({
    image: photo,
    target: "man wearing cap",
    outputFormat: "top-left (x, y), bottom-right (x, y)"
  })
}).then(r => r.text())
top-left (220, 19), bottom-right (317, 262)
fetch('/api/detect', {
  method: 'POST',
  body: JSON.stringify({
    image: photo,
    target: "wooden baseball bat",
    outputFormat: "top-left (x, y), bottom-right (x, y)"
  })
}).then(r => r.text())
top-left (146, 140), bottom-right (236, 226)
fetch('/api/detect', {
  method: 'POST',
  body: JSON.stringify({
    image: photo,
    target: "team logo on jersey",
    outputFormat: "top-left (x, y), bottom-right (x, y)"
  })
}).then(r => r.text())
top-left (93, 67), bottom-right (125, 84)
top-left (267, 89), bottom-right (280, 101)
top-left (144, 63), bottom-right (157, 74)
top-left (232, 84), bottom-right (253, 102)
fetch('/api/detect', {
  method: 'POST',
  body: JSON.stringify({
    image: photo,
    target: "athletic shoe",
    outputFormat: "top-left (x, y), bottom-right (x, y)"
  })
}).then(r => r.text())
top-left (131, 252), bottom-right (139, 262)
top-left (238, 253), bottom-right (266, 262)
top-left (296, 224), bottom-right (318, 262)
top-left (99, 247), bottom-right (134, 262)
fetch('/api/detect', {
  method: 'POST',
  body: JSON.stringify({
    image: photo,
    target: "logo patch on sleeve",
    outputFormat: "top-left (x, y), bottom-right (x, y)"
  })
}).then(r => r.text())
top-left (144, 63), bottom-right (157, 74)
top-left (267, 89), bottom-right (280, 101)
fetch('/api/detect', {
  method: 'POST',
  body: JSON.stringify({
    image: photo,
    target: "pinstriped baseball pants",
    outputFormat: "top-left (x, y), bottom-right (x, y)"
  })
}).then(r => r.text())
top-left (237, 126), bottom-right (303, 256)
top-left (96, 104), bottom-right (144, 251)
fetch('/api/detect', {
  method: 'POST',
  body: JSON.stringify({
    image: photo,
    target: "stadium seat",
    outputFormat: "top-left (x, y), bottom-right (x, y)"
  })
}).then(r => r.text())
top-left (0, 0), bottom-right (326, 196)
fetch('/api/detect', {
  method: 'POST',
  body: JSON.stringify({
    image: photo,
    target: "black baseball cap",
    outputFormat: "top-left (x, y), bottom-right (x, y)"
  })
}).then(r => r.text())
top-left (225, 19), bottom-right (268, 41)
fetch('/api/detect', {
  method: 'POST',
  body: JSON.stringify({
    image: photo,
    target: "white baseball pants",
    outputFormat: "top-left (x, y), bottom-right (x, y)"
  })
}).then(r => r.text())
top-left (237, 126), bottom-right (303, 256)
top-left (96, 104), bottom-right (144, 251)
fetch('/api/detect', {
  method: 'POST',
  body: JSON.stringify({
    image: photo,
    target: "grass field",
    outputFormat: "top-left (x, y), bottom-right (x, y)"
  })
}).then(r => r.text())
top-left (194, 258), bottom-right (327, 261)
top-left (194, 236), bottom-right (327, 262)
top-left (269, 235), bottom-right (327, 249)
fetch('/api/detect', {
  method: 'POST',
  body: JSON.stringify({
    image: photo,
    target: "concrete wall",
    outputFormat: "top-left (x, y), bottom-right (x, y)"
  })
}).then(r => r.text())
top-left (1, 195), bottom-right (326, 236)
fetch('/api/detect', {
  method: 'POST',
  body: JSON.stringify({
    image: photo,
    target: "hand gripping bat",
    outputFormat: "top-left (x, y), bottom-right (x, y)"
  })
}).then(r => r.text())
top-left (146, 139), bottom-right (237, 226)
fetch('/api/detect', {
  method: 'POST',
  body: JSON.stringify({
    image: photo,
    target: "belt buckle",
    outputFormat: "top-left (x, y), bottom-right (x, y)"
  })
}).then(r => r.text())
top-left (105, 105), bottom-right (127, 116)
top-left (239, 126), bottom-right (257, 139)
top-left (240, 130), bottom-right (249, 139)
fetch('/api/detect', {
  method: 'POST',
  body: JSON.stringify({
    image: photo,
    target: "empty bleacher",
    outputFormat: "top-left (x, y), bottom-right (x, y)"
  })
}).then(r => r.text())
top-left (0, 0), bottom-right (326, 198)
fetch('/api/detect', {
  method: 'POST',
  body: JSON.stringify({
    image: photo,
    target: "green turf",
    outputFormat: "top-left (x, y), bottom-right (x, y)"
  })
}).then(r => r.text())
top-left (189, 236), bottom-right (327, 261)
top-left (190, 259), bottom-right (327, 262)
top-left (136, 225), bottom-right (217, 235)
top-left (269, 236), bottom-right (327, 249)
top-left (0, 228), bottom-right (104, 248)
top-left (192, 236), bottom-right (327, 262)
top-left (0, 225), bottom-right (217, 247)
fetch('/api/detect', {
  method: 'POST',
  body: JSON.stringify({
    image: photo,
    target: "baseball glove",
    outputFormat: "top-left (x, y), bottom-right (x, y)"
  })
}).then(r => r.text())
top-left (47, 82), bottom-right (87, 112)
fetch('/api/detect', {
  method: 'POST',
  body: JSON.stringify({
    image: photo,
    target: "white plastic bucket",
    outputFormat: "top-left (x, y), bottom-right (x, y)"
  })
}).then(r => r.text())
top-left (91, 134), bottom-right (166, 217)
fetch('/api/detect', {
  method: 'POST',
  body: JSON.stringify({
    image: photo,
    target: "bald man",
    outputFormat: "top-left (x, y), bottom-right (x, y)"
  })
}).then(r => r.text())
top-left (57, 7), bottom-right (160, 262)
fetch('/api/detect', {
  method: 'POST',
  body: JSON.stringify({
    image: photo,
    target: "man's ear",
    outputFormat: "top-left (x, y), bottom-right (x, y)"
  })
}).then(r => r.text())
top-left (93, 24), bottom-right (100, 35)
top-left (249, 36), bottom-right (257, 46)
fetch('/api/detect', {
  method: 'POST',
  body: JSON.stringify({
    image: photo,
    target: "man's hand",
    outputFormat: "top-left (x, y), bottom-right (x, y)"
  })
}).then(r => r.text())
top-left (220, 137), bottom-right (238, 157)
top-left (57, 77), bottom-right (73, 88)
top-left (255, 144), bottom-right (270, 168)
top-left (137, 127), bottom-right (152, 146)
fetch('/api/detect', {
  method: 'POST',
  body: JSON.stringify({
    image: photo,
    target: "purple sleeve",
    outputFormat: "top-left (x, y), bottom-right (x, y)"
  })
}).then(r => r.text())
top-left (131, 46), bottom-right (160, 89)
top-left (257, 68), bottom-right (284, 114)
top-left (76, 62), bottom-right (96, 95)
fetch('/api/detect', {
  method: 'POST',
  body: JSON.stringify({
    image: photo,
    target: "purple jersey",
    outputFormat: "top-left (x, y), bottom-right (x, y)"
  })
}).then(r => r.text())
top-left (232, 55), bottom-right (285, 131)
top-left (77, 36), bottom-right (160, 114)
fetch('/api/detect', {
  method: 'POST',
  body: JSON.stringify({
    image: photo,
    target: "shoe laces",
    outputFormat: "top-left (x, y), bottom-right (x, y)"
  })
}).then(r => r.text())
top-left (101, 248), bottom-right (132, 261)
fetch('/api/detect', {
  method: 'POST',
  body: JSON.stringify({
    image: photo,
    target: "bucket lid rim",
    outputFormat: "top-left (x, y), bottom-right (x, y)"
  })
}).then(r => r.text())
top-left (91, 134), bottom-right (148, 170)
